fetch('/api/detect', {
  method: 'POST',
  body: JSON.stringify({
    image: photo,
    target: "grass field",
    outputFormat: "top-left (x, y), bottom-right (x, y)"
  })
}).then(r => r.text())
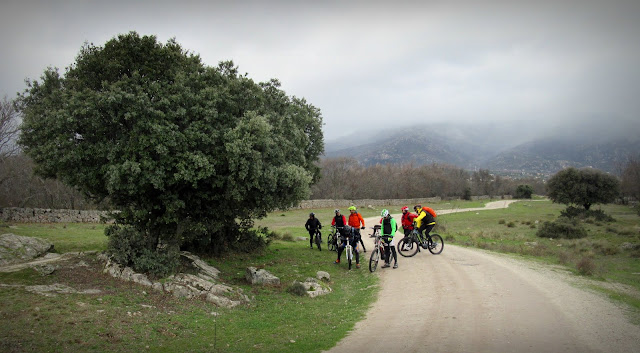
top-left (1, 198), bottom-right (639, 352)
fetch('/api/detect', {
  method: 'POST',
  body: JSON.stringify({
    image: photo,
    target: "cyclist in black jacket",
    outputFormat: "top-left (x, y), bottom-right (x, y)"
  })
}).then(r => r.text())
top-left (305, 212), bottom-right (322, 249)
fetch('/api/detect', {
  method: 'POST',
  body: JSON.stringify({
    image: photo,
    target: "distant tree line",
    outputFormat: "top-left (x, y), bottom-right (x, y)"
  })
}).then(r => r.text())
top-left (309, 157), bottom-right (547, 200)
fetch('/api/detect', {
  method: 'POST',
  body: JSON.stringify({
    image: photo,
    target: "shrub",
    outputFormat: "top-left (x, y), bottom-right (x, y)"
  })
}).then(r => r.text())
top-left (507, 222), bottom-right (516, 228)
top-left (557, 251), bottom-right (572, 265)
top-left (106, 225), bottom-right (179, 278)
top-left (287, 281), bottom-right (307, 296)
top-left (576, 257), bottom-right (596, 275)
top-left (280, 232), bottom-right (294, 242)
top-left (536, 218), bottom-right (588, 239)
top-left (498, 219), bottom-right (506, 224)
top-left (560, 206), bottom-right (615, 222)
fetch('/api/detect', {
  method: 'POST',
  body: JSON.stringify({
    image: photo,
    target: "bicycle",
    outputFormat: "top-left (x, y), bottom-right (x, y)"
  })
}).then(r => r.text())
top-left (369, 225), bottom-right (380, 238)
top-left (327, 226), bottom-right (343, 252)
top-left (313, 229), bottom-right (322, 251)
top-left (368, 233), bottom-right (389, 272)
top-left (343, 234), bottom-right (355, 270)
top-left (397, 228), bottom-right (444, 257)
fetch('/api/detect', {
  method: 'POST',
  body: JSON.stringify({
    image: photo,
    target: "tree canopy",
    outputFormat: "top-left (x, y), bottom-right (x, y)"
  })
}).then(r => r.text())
top-left (17, 32), bottom-right (324, 262)
top-left (546, 167), bottom-right (619, 210)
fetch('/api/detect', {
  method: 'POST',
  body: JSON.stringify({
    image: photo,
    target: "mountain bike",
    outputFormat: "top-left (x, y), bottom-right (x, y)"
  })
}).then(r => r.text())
top-left (327, 226), bottom-right (343, 252)
top-left (313, 229), bottom-right (322, 251)
top-left (397, 228), bottom-right (444, 257)
top-left (369, 225), bottom-right (381, 238)
top-left (334, 233), bottom-right (356, 270)
top-left (369, 234), bottom-right (388, 272)
top-left (343, 234), bottom-right (355, 270)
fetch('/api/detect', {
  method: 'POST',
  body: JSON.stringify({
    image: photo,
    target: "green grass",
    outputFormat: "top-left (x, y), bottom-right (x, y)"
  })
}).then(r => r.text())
top-left (2, 198), bottom-right (639, 351)
top-left (0, 222), bottom-right (377, 352)
top-left (0, 222), bottom-right (108, 253)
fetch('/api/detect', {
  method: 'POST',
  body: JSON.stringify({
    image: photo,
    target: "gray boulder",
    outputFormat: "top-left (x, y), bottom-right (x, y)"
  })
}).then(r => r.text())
top-left (246, 267), bottom-right (280, 286)
top-left (0, 233), bottom-right (55, 266)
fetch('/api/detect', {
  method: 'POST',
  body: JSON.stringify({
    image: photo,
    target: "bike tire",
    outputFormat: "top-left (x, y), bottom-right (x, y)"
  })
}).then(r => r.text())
top-left (428, 234), bottom-right (444, 255)
top-left (327, 234), bottom-right (336, 252)
top-left (347, 247), bottom-right (352, 270)
top-left (397, 237), bottom-right (419, 257)
top-left (315, 231), bottom-right (322, 251)
top-left (369, 248), bottom-right (379, 272)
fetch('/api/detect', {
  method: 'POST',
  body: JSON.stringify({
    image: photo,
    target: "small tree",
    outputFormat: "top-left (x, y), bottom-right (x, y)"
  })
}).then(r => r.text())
top-left (547, 167), bottom-right (620, 210)
top-left (514, 184), bottom-right (533, 199)
top-left (0, 96), bottom-right (20, 188)
top-left (17, 32), bottom-right (324, 271)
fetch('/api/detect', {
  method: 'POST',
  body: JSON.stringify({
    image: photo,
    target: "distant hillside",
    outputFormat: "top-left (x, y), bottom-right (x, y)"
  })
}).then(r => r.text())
top-left (323, 121), bottom-right (640, 176)
top-left (483, 138), bottom-right (640, 176)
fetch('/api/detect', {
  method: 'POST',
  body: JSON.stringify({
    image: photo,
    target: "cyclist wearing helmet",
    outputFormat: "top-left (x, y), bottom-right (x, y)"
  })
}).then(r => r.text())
top-left (305, 212), bottom-right (322, 249)
top-left (335, 225), bottom-right (361, 268)
top-left (331, 209), bottom-right (347, 229)
top-left (401, 206), bottom-right (418, 237)
top-left (414, 204), bottom-right (437, 240)
top-left (380, 209), bottom-right (398, 268)
top-left (347, 206), bottom-right (366, 252)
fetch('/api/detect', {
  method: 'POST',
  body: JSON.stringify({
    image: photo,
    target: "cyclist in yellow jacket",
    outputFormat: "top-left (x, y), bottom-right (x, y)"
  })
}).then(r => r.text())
top-left (414, 204), bottom-right (437, 241)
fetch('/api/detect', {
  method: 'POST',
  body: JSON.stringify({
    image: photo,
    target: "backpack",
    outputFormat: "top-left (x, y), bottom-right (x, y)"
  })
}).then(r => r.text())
top-left (423, 207), bottom-right (437, 218)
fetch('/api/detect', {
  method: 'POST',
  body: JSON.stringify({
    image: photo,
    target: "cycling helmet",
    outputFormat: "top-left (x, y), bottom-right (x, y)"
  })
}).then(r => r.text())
top-left (381, 209), bottom-right (389, 218)
top-left (401, 206), bottom-right (409, 212)
top-left (348, 206), bottom-right (356, 211)
top-left (414, 205), bottom-right (422, 212)
top-left (309, 212), bottom-right (315, 217)
top-left (334, 209), bottom-right (340, 214)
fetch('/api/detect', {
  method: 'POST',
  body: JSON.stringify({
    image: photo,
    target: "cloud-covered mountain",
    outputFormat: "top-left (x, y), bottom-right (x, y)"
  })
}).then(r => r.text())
top-left (324, 120), bottom-right (640, 176)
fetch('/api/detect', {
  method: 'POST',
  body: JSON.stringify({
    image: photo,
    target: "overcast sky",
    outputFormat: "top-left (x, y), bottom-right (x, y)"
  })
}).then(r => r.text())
top-left (1, 0), bottom-right (639, 141)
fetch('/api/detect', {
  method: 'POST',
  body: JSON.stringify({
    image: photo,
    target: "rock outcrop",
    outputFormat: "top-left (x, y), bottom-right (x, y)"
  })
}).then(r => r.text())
top-left (0, 233), bottom-right (54, 266)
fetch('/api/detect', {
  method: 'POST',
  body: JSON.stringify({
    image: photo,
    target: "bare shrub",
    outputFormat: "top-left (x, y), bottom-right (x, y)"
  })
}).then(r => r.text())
top-left (576, 257), bottom-right (596, 276)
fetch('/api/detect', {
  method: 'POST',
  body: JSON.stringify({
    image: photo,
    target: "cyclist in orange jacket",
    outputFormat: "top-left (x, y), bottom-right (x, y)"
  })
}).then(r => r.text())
top-left (347, 206), bottom-right (366, 252)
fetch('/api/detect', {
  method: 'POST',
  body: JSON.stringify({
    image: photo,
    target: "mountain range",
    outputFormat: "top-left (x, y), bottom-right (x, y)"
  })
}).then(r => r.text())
top-left (324, 119), bottom-right (640, 178)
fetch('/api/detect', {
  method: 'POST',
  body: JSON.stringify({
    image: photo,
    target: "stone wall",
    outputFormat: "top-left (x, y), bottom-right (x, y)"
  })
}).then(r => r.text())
top-left (1, 195), bottom-right (511, 223)
top-left (0, 207), bottom-right (112, 223)
top-left (295, 197), bottom-right (443, 210)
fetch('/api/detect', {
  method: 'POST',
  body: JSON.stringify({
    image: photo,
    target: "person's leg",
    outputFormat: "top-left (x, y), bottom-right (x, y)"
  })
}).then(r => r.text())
top-left (383, 240), bottom-right (391, 267)
top-left (309, 230), bottom-right (314, 248)
top-left (391, 245), bottom-right (398, 268)
top-left (336, 242), bottom-right (345, 262)
top-left (424, 224), bottom-right (434, 234)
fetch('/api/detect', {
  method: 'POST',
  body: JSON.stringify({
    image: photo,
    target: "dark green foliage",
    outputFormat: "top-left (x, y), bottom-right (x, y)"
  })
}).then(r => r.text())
top-left (514, 184), bottom-right (533, 199)
top-left (105, 224), bottom-right (179, 278)
top-left (462, 187), bottom-right (472, 200)
top-left (560, 206), bottom-right (615, 222)
top-left (536, 217), bottom-right (588, 239)
top-left (17, 32), bottom-right (324, 266)
top-left (287, 281), bottom-right (308, 296)
top-left (547, 167), bottom-right (620, 210)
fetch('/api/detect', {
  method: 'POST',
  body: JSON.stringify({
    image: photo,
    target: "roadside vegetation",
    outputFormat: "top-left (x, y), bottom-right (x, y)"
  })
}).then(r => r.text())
top-left (2, 198), bottom-right (639, 351)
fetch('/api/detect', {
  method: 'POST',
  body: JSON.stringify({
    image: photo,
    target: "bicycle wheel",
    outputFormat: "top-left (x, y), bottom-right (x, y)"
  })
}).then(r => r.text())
top-left (327, 234), bottom-right (336, 252)
top-left (397, 237), bottom-right (419, 257)
top-left (369, 248), bottom-right (379, 272)
top-left (427, 234), bottom-right (444, 254)
top-left (347, 246), bottom-right (353, 270)
top-left (315, 231), bottom-right (322, 251)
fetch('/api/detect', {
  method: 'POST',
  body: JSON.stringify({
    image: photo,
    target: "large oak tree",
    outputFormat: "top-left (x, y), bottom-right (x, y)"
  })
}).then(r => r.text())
top-left (17, 32), bottom-right (323, 266)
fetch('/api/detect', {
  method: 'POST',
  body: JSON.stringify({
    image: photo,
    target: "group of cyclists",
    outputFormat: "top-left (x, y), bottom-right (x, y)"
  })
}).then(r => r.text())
top-left (304, 204), bottom-right (437, 270)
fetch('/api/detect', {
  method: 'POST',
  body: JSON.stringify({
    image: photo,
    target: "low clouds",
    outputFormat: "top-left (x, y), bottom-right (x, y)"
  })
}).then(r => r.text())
top-left (1, 0), bottom-right (638, 141)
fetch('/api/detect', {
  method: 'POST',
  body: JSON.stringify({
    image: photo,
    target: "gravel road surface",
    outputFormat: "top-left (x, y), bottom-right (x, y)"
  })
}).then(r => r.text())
top-left (325, 201), bottom-right (640, 353)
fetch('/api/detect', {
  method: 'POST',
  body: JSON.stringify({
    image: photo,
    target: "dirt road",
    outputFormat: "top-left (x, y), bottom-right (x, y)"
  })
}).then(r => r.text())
top-left (325, 202), bottom-right (640, 353)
